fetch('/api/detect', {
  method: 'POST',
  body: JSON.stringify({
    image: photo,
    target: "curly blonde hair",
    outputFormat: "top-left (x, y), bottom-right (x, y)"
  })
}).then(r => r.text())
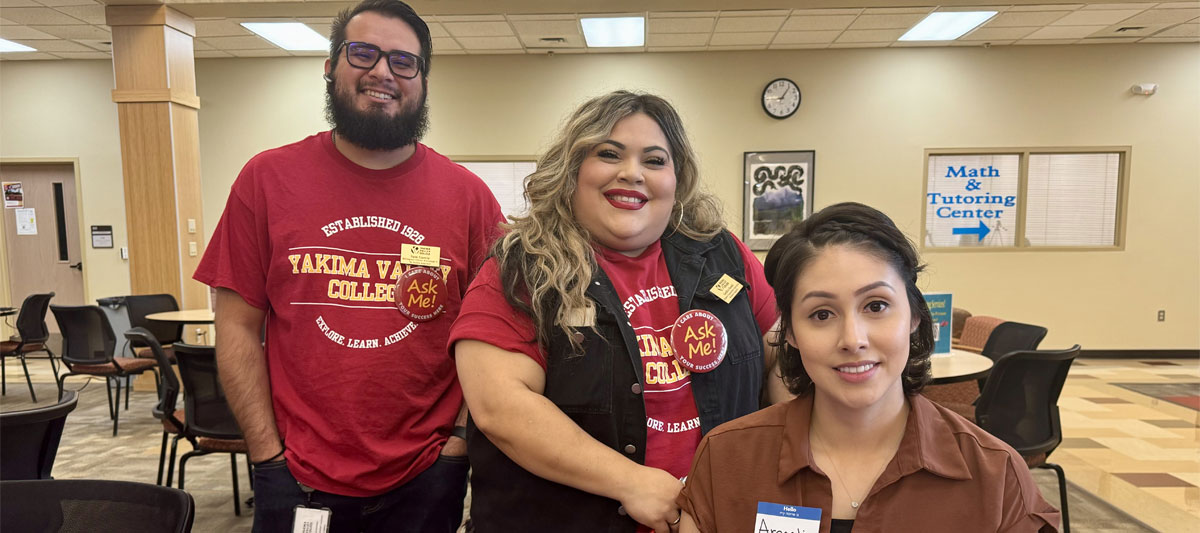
top-left (494, 90), bottom-right (725, 352)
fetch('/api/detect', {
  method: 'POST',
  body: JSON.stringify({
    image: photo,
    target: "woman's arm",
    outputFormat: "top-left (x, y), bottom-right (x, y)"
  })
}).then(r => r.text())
top-left (456, 339), bottom-right (684, 533)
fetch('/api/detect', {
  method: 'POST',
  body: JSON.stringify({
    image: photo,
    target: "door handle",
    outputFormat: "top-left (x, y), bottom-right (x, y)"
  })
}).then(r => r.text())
top-left (69, 262), bottom-right (83, 271)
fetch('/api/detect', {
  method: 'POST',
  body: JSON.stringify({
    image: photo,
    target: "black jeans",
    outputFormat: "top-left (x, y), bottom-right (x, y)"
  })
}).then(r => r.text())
top-left (251, 455), bottom-right (469, 533)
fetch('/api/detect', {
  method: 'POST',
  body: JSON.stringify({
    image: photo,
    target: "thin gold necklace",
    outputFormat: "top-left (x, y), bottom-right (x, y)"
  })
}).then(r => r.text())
top-left (810, 430), bottom-right (889, 510)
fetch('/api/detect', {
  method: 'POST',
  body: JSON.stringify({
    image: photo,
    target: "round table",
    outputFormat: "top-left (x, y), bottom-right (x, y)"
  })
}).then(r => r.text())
top-left (929, 348), bottom-right (994, 385)
top-left (145, 309), bottom-right (214, 325)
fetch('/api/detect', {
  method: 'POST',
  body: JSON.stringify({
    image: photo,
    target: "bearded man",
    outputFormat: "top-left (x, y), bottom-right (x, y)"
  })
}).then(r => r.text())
top-left (194, 1), bottom-right (503, 531)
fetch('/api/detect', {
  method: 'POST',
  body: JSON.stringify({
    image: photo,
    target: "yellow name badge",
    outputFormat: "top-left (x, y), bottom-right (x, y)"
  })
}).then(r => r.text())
top-left (709, 274), bottom-right (743, 304)
top-left (401, 244), bottom-right (441, 268)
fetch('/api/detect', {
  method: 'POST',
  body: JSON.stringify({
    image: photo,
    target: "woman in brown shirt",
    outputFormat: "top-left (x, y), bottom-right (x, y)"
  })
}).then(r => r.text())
top-left (677, 202), bottom-right (1059, 533)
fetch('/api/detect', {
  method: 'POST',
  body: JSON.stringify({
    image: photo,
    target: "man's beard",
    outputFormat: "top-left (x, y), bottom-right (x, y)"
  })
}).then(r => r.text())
top-left (324, 75), bottom-right (429, 151)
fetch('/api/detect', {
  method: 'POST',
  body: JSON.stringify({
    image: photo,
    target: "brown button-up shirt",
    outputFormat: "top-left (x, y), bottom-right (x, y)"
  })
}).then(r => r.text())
top-left (678, 394), bottom-right (1060, 533)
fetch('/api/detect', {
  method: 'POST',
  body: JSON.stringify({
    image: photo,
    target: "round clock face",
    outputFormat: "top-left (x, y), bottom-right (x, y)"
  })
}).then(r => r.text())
top-left (762, 78), bottom-right (801, 119)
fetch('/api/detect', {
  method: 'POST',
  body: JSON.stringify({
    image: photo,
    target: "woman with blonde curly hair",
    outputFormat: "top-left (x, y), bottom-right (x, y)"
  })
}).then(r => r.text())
top-left (449, 90), bottom-right (789, 533)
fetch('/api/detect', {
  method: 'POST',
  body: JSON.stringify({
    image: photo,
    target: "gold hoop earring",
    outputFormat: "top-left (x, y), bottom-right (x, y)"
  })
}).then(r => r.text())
top-left (665, 204), bottom-right (684, 238)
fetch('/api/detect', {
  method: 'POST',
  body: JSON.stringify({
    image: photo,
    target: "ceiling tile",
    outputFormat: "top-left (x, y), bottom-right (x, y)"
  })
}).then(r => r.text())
top-left (951, 39), bottom-right (1014, 46)
top-left (443, 21), bottom-right (513, 38)
top-left (0, 25), bottom-right (56, 39)
top-left (28, 24), bottom-right (107, 39)
top-left (204, 35), bottom-right (273, 49)
top-left (706, 45), bottom-right (765, 50)
top-left (986, 10), bottom-right (1070, 27)
top-left (290, 50), bottom-right (326, 57)
top-left (1014, 38), bottom-right (1078, 45)
top-left (511, 20), bottom-right (578, 36)
top-left (647, 45), bottom-right (706, 52)
top-left (1079, 3), bottom-right (1156, 10)
top-left (648, 17), bottom-right (714, 33)
top-left (1155, 2), bottom-right (1200, 7)
top-left (192, 39), bottom-right (213, 51)
top-left (52, 51), bottom-right (108, 59)
top-left (862, 7), bottom-right (932, 15)
top-left (2, 0), bottom-right (43, 7)
top-left (1078, 37), bottom-right (1141, 43)
top-left (52, 4), bottom-right (102, 24)
top-left (437, 15), bottom-right (505, 23)
top-left (519, 34), bottom-right (585, 48)
top-left (651, 11), bottom-right (718, 18)
top-left (229, 49), bottom-right (289, 57)
top-left (434, 49), bottom-right (467, 55)
top-left (847, 13), bottom-right (927, 30)
top-left (720, 10), bottom-right (789, 17)
top-left (36, 0), bottom-right (98, 7)
top-left (0, 18), bottom-right (16, 25)
top-left (1121, 8), bottom-right (1200, 24)
top-left (507, 14), bottom-right (576, 21)
top-left (962, 26), bottom-right (1039, 40)
top-left (836, 28), bottom-right (906, 42)
top-left (708, 32), bottom-right (773, 45)
top-left (1051, 9), bottom-right (1145, 25)
top-left (773, 30), bottom-right (840, 44)
top-left (0, 52), bottom-right (60, 60)
top-left (17, 37), bottom-right (89, 51)
top-left (1008, 4), bottom-right (1084, 11)
top-left (781, 15), bottom-right (855, 31)
top-left (455, 36), bottom-right (521, 49)
top-left (714, 16), bottom-right (784, 33)
top-left (1140, 35), bottom-right (1200, 41)
top-left (829, 41), bottom-right (887, 48)
top-left (298, 18), bottom-right (333, 37)
top-left (1026, 24), bottom-right (1107, 38)
top-left (646, 33), bottom-right (708, 47)
top-left (527, 47), bottom-right (585, 54)
top-left (790, 9), bottom-right (862, 16)
top-left (0, 7), bottom-right (86, 25)
top-left (768, 42), bottom-right (829, 49)
top-left (1156, 22), bottom-right (1200, 36)
top-left (432, 36), bottom-right (460, 50)
top-left (195, 50), bottom-right (233, 58)
top-left (427, 22), bottom-right (449, 38)
top-left (195, 19), bottom-right (250, 38)
top-left (75, 38), bottom-right (108, 51)
top-left (466, 48), bottom-right (525, 55)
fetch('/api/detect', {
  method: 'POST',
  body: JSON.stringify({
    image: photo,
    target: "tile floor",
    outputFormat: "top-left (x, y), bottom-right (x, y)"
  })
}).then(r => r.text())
top-left (3, 354), bottom-right (1195, 532)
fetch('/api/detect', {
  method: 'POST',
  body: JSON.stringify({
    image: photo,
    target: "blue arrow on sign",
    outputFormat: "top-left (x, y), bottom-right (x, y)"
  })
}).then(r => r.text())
top-left (952, 221), bottom-right (991, 241)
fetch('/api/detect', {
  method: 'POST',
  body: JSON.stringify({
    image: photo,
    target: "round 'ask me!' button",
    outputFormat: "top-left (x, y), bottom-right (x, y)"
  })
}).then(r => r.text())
top-left (670, 310), bottom-right (727, 373)
top-left (395, 266), bottom-right (446, 322)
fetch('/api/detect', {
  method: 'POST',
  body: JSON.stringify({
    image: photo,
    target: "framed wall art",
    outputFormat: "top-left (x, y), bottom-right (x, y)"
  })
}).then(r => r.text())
top-left (743, 150), bottom-right (815, 251)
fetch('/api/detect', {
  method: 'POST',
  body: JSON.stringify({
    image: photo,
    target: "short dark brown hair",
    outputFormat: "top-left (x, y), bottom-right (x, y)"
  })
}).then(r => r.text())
top-left (763, 202), bottom-right (934, 396)
top-left (329, 0), bottom-right (432, 75)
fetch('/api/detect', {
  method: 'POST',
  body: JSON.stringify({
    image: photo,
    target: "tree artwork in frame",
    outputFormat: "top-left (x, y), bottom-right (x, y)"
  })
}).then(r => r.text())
top-left (744, 151), bottom-right (815, 251)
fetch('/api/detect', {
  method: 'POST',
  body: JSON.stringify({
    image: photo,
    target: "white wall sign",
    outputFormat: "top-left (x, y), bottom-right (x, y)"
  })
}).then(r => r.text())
top-left (15, 207), bottom-right (37, 235)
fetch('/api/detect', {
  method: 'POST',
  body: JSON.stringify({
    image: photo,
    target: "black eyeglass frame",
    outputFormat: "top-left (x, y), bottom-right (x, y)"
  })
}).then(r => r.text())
top-left (334, 40), bottom-right (426, 79)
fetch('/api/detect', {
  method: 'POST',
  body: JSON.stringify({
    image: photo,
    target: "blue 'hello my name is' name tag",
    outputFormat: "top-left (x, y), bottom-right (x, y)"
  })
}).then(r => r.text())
top-left (753, 501), bottom-right (821, 533)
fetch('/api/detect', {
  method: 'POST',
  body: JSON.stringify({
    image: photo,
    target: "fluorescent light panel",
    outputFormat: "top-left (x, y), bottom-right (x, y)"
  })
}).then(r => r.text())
top-left (0, 38), bottom-right (37, 53)
top-left (899, 11), bottom-right (997, 41)
top-left (581, 17), bottom-right (645, 47)
top-left (241, 22), bottom-right (330, 51)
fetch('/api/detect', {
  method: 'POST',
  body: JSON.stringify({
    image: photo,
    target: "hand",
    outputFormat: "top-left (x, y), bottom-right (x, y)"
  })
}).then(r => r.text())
top-left (441, 435), bottom-right (467, 457)
top-left (619, 466), bottom-right (684, 533)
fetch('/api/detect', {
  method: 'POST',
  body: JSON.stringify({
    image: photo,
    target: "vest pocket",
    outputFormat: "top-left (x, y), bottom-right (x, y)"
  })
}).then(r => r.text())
top-left (544, 330), bottom-right (614, 414)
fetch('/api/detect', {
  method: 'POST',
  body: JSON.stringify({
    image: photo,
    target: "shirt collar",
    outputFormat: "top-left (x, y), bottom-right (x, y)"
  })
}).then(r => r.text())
top-left (776, 393), bottom-right (973, 485)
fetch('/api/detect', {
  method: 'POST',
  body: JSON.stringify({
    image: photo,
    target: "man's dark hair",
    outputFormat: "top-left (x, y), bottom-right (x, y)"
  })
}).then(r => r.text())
top-left (329, 0), bottom-right (433, 76)
top-left (763, 202), bottom-right (935, 396)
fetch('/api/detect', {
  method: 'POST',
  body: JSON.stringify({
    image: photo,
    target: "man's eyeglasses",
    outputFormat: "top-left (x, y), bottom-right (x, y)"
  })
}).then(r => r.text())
top-left (335, 41), bottom-right (425, 79)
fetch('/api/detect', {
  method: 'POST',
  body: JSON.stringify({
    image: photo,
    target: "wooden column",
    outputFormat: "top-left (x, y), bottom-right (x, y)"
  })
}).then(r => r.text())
top-left (106, 5), bottom-right (206, 309)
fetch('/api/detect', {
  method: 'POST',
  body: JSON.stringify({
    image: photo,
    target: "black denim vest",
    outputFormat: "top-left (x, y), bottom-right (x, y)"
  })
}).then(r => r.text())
top-left (467, 230), bottom-right (766, 532)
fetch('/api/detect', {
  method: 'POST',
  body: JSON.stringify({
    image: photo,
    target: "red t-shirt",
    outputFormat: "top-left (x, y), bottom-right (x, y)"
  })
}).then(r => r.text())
top-left (449, 235), bottom-right (777, 531)
top-left (194, 132), bottom-right (503, 497)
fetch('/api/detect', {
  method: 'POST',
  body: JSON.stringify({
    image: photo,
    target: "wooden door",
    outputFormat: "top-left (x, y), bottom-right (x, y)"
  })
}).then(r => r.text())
top-left (2, 163), bottom-right (85, 333)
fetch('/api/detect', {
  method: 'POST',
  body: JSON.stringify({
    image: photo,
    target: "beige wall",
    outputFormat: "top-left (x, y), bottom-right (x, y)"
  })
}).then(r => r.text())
top-left (0, 60), bottom-right (130, 305)
top-left (2, 42), bottom-right (1197, 349)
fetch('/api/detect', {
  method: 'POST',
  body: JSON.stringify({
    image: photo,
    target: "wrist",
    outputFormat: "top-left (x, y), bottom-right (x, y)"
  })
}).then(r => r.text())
top-left (451, 425), bottom-right (467, 440)
top-left (252, 444), bottom-right (286, 464)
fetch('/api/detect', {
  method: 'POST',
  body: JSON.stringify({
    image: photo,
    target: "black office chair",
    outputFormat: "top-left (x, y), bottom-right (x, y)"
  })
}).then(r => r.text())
top-left (51, 305), bottom-right (158, 436)
top-left (0, 389), bottom-right (78, 480)
top-left (126, 294), bottom-right (183, 360)
top-left (174, 342), bottom-right (253, 515)
top-left (977, 320), bottom-right (1048, 390)
top-left (0, 479), bottom-right (194, 533)
top-left (975, 344), bottom-right (1080, 533)
top-left (124, 327), bottom-right (188, 487)
top-left (1, 292), bottom-right (56, 401)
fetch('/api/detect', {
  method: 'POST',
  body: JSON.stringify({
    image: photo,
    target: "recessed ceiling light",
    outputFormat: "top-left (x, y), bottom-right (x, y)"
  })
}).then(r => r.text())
top-left (581, 17), bottom-right (645, 47)
top-left (0, 38), bottom-right (37, 53)
top-left (241, 22), bottom-right (330, 51)
top-left (899, 11), bottom-right (997, 41)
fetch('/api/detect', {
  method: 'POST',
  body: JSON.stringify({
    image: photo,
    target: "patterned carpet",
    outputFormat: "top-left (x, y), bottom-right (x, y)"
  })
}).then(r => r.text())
top-left (1113, 382), bottom-right (1200, 411)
